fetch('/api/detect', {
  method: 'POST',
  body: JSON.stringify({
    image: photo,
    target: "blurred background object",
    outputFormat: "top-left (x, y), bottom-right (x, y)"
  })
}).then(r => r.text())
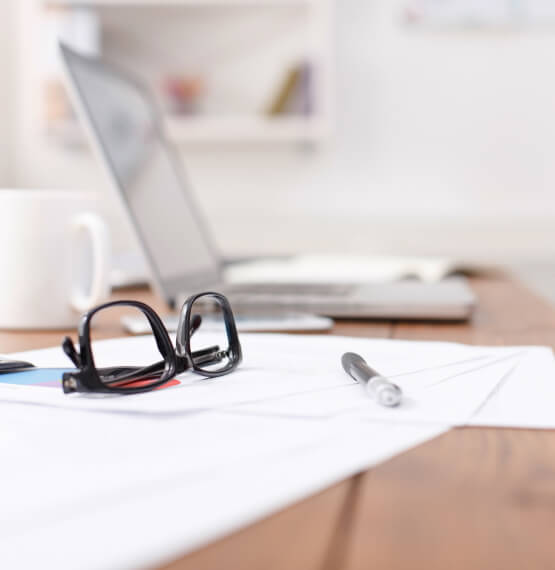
top-left (43, 6), bottom-right (100, 145)
top-left (404, 0), bottom-right (555, 28)
top-left (1, 0), bottom-right (555, 303)
top-left (162, 75), bottom-right (204, 116)
top-left (0, 189), bottom-right (111, 329)
top-left (267, 60), bottom-right (313, 116)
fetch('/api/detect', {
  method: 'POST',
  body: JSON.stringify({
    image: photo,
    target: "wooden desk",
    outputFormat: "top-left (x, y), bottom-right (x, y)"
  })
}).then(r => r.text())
top-left (3, 276), bottom-right (555, 570)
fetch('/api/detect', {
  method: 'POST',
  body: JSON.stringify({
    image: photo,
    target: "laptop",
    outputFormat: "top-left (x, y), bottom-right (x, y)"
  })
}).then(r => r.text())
top-left (60, 43), bottom-right (475, 320)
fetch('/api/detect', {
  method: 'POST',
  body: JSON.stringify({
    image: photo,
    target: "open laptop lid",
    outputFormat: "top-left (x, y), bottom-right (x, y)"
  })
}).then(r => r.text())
top-left (59, 43), bottom-right (223, 307)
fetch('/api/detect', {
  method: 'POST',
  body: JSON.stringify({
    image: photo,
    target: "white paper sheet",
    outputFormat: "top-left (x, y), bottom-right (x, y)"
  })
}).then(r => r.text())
top-left (224, 254), bottom-right (461, 284)
top-left (2, 334), bottom-right (542, 427)
top-left (2, 333), bottom-right (554, 569)
top-left (0, 403), bottom-right (447, 570)
top-left (468, 346), bottom-right (555, 427)
top-left (229, 349), bottom-right (525, 425)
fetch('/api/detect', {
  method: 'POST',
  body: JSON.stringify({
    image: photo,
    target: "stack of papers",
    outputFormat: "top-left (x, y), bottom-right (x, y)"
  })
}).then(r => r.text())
top-left (224, 254), bottom-right (470, 284)
top-left (1, 333), bottom-right (554, 569)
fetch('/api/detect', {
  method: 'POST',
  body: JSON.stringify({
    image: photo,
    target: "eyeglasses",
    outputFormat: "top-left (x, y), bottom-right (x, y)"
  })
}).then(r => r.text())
top-left (61, 291), bottom-right (242, 395)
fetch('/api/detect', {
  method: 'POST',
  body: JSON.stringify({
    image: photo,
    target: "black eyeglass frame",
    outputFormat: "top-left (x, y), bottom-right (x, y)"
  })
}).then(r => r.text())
top-left (62, 292), bottom-right (242, 395)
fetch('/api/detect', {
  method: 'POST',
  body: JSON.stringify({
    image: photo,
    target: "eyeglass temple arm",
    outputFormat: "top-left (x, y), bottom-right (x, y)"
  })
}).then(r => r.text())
top-left (62, 337), bottom-right (82, 368)
top-left (98, 344), bottom-right (221, 387)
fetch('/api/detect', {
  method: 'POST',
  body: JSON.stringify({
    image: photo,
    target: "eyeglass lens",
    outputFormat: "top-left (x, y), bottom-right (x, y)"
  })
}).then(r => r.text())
top-left (189, 296), bottom-right (232, 374)
top-left (89, 305), bottom-right (169, 391)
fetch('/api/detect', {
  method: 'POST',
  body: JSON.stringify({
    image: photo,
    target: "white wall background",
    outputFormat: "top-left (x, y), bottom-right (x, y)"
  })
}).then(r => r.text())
top-left (0, 0), bottom-right (14, 185)
top-left (4, 0), bottom-right (555, 263)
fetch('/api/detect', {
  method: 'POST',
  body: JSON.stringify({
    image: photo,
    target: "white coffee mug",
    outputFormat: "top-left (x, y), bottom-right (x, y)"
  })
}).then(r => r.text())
top-left (0, 190), bottom-right (111, 329)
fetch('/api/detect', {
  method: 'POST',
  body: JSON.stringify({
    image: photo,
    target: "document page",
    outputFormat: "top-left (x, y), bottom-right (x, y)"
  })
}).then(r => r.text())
top-left (0, 401), bottom-right (446, 569)
top-left (2, 333), bottom-right (554, 569)
top-left (468, 346), bottom-right (555, 428)
top-left (2, 334), bottom-right (543, 426)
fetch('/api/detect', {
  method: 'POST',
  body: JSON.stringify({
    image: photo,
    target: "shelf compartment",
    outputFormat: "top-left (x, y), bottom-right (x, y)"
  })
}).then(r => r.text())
top-left (45, 0), bottom-right (317, 7)
top-left (165, 115), bottom-right (328, 143)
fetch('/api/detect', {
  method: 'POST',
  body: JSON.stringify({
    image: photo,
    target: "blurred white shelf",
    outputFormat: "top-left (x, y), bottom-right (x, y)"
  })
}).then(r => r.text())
top-left (42, 0), bottom-right (334, 147)
top-left (166, 115), bottom-right (328, 143)
top-left (48, 116), bottom-right (329, 146)
top-left (44, 0), bottom-right (316, 6)
top-left (404, 0), bottom-right (555, 29)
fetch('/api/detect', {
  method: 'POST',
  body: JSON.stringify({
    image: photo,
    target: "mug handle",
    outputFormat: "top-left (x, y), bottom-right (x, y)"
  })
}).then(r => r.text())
top-left (70, 213), bottom-right (111, 313)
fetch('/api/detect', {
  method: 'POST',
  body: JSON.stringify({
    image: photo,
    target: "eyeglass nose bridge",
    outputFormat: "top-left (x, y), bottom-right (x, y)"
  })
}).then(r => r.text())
top-left (175, 299), bottom-right (201, 357)
top-left (174, 351), bottom-right (195, 374)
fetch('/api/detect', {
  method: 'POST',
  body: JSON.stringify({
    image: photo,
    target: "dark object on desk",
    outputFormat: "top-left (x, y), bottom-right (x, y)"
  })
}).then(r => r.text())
top-left (342, 352), bottom-right (403, 407)
top-left (0, 359), bottom-right (35, 373)
top-left (61, 291), bottom-right (242, 395)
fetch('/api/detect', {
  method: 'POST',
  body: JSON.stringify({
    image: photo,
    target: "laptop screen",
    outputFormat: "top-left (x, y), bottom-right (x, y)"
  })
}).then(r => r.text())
top-left (61, 45), bottom-right (221, 303)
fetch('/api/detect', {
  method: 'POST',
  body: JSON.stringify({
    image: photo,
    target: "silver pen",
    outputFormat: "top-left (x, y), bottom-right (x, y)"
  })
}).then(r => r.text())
top-left (341, 352), bottom-right (403, 407)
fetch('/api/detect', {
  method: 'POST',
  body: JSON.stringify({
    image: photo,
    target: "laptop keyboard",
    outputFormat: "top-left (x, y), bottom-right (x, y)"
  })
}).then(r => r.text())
top-left (220, 283), bottom-right (354, 297)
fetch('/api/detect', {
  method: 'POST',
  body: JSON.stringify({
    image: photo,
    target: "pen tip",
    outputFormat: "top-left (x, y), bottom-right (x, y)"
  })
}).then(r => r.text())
top-left (376, 386), bottom-right (402, 407)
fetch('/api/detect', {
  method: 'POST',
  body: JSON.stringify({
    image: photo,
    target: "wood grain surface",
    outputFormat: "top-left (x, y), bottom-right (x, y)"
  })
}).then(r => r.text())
top-left (2, 276), bottom-right (555, 569)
